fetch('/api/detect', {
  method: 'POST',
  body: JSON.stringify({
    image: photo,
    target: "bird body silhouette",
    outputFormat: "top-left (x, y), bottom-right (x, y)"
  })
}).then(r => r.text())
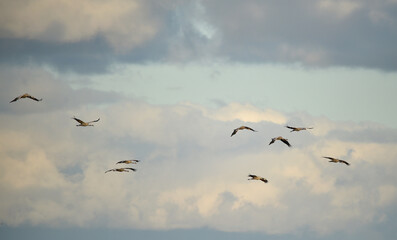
top-left (269, 136), bottom-right (291, 147)
top-left (323, 156), bottom-right (350, 166)
top-left (248, 174), bottom-right (268, 183)
top-left (286, 125), bottom-right (313, 132)
top-left (116, 160), bottom-right (140, 164)
top-left (105, 168), bottom-right (136, 173)
top-left (10, 93), bottom-right (42, 103)
top-left (72, 117), bottom-right (100, 126)
top-left (231, 126), bottom-right (257, 137)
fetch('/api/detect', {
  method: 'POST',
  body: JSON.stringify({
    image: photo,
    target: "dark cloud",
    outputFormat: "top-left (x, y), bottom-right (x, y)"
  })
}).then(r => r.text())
top-left (0, 36), bottom-right (169, 74)
top-left (0, 37), bottom-right (113, 74)
top-left (0, 1), bottom-right (396, 72)
top-left (203, 0), bottom-right (397, 70)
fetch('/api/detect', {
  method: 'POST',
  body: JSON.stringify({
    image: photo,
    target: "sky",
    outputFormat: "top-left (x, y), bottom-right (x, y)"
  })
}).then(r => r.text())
top-left (1, 0), bottom-right (397, 240)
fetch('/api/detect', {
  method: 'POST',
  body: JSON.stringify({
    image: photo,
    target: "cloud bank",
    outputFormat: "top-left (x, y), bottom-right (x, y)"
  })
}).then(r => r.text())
top-left (0, 0), bottom-right (396, 72)
top-left (0, 69), bottom-right (396, 237)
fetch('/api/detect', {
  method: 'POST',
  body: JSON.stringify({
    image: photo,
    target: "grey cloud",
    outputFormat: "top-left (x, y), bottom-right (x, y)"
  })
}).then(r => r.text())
top-left (0, 36), bottom-right (167, 74)
top-left (0, 66), bottom-right (123, 114)
top-left (0, 1), bottom-right (214, 73)
top-left (2, 1), bottom-right (396, 72)
top-left (0, 37), bottom-right (113, 74)
top-left (202, 0), bottom-right (397, 70)
top-left (0, 76), bottom-right (397, 236)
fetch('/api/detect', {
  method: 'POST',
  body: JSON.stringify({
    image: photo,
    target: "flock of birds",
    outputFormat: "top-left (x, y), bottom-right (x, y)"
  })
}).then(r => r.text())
top-left (105, 160), bottom-right (140, 173)
top-left (10, 93), bottom-right (141, 174)
top-left (230, 123), bottom-right (350, 184)
top-left (10, 93), bottom-right (350, 181)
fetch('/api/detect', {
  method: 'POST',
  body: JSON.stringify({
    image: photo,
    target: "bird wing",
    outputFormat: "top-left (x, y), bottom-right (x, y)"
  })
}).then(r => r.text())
top-left (340, 160), bottom-right (350, 166)
top-left (125, 168), bottom-right (137, 172)
top-left (243, 126), bottom-right (256, 132)
top-left (10, 94), bottom-right (26, 103)
top-left (260, 178), bottom-right (268, 183)
top-left (248, 174), bottom-right (257, 178)
top-left (10, 96), bottom-right (21, 103)
top-left (27, 95), bottom-right (42, 101)
top-left (280, 138), bottom-right (291, 147)
top-left (269, 138), bottom-right (276, 145)
top-left (105, 169), bottom-right (114, 173)
top-left (285, 125), bottom-right (296, 130)
top-left (88, 118), bottom-right (100, 124)
top-left (231, 129), bottom-right (238, 137)
top-left (72, 117), bottom-right (85, 124)
top-left (323, 156), bottom-right (333, 160)
top-left (116, 161), bottom-right (126, 164)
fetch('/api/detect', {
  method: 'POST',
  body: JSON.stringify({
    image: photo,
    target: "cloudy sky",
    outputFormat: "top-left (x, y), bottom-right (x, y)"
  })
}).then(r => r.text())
top-left (1, 0), bottom-right (397, 239)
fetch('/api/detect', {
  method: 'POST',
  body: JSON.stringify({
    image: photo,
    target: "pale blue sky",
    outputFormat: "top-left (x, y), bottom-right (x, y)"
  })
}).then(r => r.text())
top-left (72, 63), bottom-right (397, 127)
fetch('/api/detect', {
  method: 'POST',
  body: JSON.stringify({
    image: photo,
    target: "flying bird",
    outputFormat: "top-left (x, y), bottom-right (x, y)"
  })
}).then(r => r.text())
top-left (105, 168), bottom-right (137, 173)
top-left (285, 125), bottom-right (313, 132)
top-left (269, 136), bottom-right (291, 147)
top-left (231, 126), bottom-right (257, 137)
top-left (323, 156), bottom-right (350, 166)
top-left (116, 160), bottom-right (140, 164)
top-left (248, 174), bottom-right (268, 183)
top-left (72, 116), bottom-right (100, 126)
top-left (10, 93), bottom-right (42, 103)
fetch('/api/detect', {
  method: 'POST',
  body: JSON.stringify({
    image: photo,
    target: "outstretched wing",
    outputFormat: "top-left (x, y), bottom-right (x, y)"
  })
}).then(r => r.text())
top-left (128, 160), bottom-right (140, 163)
top-left (323, 156), bottom-right (334, 161)
top-left (105, 169), bottom-right (114, 173)
top-left (285, 125), bottom-right (296, 130)
top-left (88, 118), bottom-right (100, 124)
top-left (269, 138), bottom-right (276, 145)
top-left (248, 174), bottom-right (257, 178)
top-left (117, 160), bottom-right (139, 164)
top-left (280, 138), bottom-right (291, 147)
top-left (72, 117), bottom-right (85, 124)
top-left (125, 168), bottom-right (137, 172)
top-left (339, 160), bottom-right (350, 166)
top-left (9, 96), bottom-right (21, 103)
top-left (260, 178), bottom-right (268, 183)
top-left (231, 128), bottom-right (238, 137)
top-left (243, 126), bottom-right (256, 132)
top-left (27, 95), bottom-right (42, 101)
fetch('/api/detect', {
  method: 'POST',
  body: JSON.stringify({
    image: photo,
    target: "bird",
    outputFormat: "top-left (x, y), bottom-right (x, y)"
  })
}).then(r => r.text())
top-left (248, 174), bottom-right (268, 183)
top-left (269, 136), bottom-right (291, 147)
top-left (231, 126), bottom-right (257, 137)
top-left (72, 116), bottom-right (100, 126)
top-left (116, 160), bottom-right (140, 164)
top-left (105, 168), bottom-right (137, 173)
top-left (10, 93), bottom-right (42, 103)
top-left (323, 156), bottom-right (350, 166)
top-left (285, 125), bottom-right (313, 132)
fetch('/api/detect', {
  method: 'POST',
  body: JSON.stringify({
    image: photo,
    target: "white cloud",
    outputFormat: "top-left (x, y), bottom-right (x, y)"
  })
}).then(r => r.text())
top-left (0, 74), bottom-right (397, 235)
top-left (186, 102), bottom-right (287, 125)
top-left (317, 0), bottom-right (361, 19)
top-left (0, 0), bottom-right (160, 51)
